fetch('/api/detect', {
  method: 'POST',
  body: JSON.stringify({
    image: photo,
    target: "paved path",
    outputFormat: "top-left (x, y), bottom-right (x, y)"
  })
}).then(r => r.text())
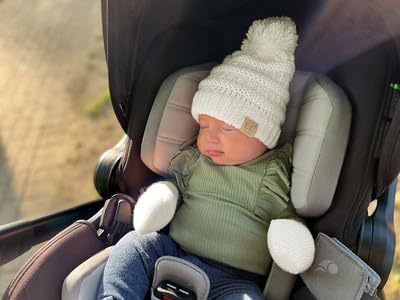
top-left (0, 0), bottom-right (121, 293)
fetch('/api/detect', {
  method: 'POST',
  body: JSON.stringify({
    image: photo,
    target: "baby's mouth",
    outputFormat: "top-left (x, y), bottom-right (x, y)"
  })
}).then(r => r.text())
top-left (206, 150), bottom-right (224, 157)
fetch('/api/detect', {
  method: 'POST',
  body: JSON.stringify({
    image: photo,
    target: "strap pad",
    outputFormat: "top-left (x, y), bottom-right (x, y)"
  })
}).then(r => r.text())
top-left (300, 233), bottom-right (381, 300)
top-left (151, 256), bottom-right (210, 300)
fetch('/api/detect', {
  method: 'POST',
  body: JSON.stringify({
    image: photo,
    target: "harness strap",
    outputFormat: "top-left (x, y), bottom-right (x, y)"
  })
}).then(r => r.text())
top-left (97, 193), bottom-right (136, 245)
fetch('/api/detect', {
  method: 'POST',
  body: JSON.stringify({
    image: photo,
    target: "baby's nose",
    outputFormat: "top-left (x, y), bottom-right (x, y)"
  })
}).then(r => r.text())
top-left (206, 130), bottom-right (219, 143)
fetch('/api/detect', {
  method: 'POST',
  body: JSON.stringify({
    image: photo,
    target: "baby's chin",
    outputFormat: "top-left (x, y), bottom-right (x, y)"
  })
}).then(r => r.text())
top-left (207, 155), bottom-right (246, 166)
top-left (200, 149), bottom-right (246, 165)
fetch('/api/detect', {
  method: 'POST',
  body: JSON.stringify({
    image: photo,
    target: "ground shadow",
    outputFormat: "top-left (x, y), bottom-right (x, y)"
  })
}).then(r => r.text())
top-left (0, 139), bottom-right (22, 295)
top-left (0, 139), bottom-right (20, 225)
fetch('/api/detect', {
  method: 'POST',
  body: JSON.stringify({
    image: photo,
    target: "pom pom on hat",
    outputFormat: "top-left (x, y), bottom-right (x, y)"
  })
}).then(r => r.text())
top-left (191, 17), bottom-right (298, 149)
top-left (241, 17), bottom-right (298, 58)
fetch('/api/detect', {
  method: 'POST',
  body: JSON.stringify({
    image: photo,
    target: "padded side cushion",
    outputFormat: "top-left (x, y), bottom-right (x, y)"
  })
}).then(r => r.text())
top-left (291, 74), bottom-right (351, 216)
top-left (141, 63), bottom-right (215, 176)
top-left (62, 246), bottom-right (113, 300)
top-left (2, 221), bottom-right (105, 300)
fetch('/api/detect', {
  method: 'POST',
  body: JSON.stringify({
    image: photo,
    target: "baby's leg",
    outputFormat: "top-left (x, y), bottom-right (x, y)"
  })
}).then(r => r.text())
top-left (178, 252), bottom-right (264, 300)
top-left (213, 282), bottom-right (264, 300)
top-left (96, 231), bottom-right (179, 300)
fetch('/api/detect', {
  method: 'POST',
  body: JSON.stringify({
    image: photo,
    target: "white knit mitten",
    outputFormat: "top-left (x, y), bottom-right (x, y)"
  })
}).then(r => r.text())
top-left (133, 181), bottom-right (179, 235)
top-left (267, 219), bottom-right (315, 274)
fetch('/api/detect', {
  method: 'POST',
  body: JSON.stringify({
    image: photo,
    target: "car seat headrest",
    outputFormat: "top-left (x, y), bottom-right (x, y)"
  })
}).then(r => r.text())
top-left (141, 63), bottom-right (351, 217)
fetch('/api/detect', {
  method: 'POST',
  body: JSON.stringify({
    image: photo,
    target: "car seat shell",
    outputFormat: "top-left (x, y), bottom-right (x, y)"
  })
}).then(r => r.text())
top-left (61, 64), bottom-right (351, 300)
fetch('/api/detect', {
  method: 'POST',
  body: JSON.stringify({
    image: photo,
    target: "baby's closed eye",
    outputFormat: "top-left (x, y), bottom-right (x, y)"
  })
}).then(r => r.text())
top-left (220, 124), bottom-right (236, 132)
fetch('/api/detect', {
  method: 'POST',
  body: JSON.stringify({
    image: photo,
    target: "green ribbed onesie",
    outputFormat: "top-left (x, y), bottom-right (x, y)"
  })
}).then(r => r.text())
top-left (168, 141), bottom-right (296, 275)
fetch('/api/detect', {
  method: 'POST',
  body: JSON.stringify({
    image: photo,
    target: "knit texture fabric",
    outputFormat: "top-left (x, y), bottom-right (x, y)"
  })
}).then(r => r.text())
top-left (191, 17), bottom-right (298, 148)
top-left (267, 219), bottom-right (315, 274)
top-left (133, 181), bottom-right (179, 234)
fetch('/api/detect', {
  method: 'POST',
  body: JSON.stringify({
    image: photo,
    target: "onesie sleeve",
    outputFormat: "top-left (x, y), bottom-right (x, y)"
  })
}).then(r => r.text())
top-left (167, 136), bottom-right (199, 192)
top-left (256, 144), bottom-right (302, 222)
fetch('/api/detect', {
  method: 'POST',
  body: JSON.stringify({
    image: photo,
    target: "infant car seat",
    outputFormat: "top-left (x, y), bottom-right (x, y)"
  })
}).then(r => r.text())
top-left (2, 61), bottom-right (352, 300)
top-left (3, 1), bottom-right (400, 299)
top-left (59, 63), bottom-right (351, 300)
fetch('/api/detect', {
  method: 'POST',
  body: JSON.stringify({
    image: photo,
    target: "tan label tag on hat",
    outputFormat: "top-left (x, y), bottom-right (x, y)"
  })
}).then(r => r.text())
top-left (240, 117), bottom-right (258, 137)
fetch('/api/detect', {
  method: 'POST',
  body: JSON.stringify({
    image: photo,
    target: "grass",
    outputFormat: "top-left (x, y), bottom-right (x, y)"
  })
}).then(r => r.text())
top-left (83, 88), bottom-right (111, 117)
top-left (85, 61), bottom-right (96, 72)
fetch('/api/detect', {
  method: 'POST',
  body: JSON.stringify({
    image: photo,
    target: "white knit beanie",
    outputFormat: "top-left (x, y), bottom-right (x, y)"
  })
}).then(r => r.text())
top-left (191, 17), bottom-right (298, 148)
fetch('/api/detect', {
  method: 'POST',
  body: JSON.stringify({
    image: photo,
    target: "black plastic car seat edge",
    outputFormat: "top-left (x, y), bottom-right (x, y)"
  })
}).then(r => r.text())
top-left (94, 136), bottom-right (128, 199)
top-left (358, 179), bottom-right (396, 289)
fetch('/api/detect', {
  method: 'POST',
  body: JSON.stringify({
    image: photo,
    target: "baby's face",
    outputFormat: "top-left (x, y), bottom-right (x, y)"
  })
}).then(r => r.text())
top-left (197, 114), bottom-right (267, 165)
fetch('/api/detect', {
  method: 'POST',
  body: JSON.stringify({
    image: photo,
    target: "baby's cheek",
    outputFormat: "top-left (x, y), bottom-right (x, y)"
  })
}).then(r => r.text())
top-left (197, 142), bottom-right (207, 157)
top-left (196, 137), bottom-right (202, 149)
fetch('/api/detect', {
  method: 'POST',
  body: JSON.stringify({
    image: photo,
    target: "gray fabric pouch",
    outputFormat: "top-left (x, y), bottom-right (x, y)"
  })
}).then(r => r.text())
top-left (300, 233), bottom-right (381, 300)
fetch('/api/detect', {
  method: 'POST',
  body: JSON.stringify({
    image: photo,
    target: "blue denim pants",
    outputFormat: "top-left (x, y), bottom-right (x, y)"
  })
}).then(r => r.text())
top-left (97, 231), bottom-right (265, 300)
